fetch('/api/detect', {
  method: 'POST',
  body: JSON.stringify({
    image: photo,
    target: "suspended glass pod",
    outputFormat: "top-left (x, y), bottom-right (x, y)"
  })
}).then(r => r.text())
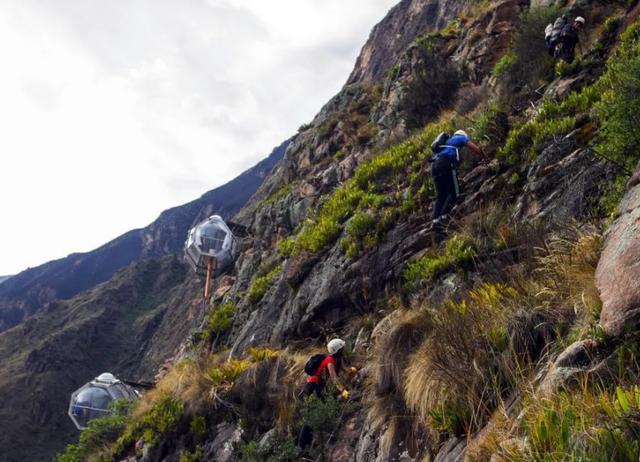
top-left (184, 215), bottom-right (238, 286)
top-left (68, 372), bottom-right (138, 430)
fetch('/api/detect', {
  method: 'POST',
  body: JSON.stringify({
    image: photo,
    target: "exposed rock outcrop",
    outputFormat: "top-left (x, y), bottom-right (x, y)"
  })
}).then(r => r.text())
top-left (347, 0), bottom-right (471, 85)
top-left (596, 161), bottom-right (640, 335)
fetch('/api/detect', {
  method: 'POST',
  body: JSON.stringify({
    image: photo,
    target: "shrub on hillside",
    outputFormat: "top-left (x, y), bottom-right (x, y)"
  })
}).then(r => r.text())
top-left (494, 6), bottom-right (560, 91)
top-left (517, 385), bottom-right (640, 460)
top-left (247, 265), bottom-right (282, 304)
top-left (403, 234), bottom-right (476, 291)
top-left (55, 400), bottom-right (131, 462)
top-left (595, 21), bottom-right (640, 173)
top-left (202, 302), bottom-right (236, 343)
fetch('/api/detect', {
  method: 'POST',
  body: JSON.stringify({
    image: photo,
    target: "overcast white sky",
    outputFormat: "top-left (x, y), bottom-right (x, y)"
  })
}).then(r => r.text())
top-left (0, 0), bottom-right (398, 275)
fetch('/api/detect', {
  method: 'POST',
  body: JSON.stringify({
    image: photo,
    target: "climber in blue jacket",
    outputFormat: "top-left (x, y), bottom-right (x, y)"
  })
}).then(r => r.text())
top-left (431, 130), bottom-right (488, 226)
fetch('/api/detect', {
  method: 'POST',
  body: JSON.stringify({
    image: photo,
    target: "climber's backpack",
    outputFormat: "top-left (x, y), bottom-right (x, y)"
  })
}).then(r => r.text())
top-left (304, 354), bottom-right (327, 376)
top-left (431, 132), bottom-right (450, 153)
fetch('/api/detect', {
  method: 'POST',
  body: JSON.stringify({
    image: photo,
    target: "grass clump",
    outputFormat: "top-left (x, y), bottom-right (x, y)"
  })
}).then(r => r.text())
top-left (403, 234), bottom-right (476, 290)
top-left (248, 347), bottom-right (280, 362)
top-left (207, 359), bottom-right (252, 387)
top-left (404, 284), bottom-right (520, 437)
top-left (189, 415), bottom-right (207, 440)
top-left (516, 385), bottom-right (640, 461)
top-left (247, 265), bottom-right (282, 304)
top-left (202, 302), bottom-right (236, 342)
top-left (237, 434), bottom-right (301, 461)
top-left (499, 113), bottom-right (577, 164)
top-left (115, 395), bottom-right (184, 453)
top-left (262, 183), bottom-right (294, 206)
top-left (471, 101), bottom-right (509, 147)
top-left (179, 447), bottom-right (203, 462)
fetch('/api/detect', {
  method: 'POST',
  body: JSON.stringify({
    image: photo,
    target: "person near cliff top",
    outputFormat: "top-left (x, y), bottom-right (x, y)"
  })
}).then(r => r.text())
top-left (431, 130), bottom-right (488, 226)
top-left (557, 16), bottom-right (585, 63)
top-left (297, 338), bottom-right (351, 449)
top-left (545, 14), bottom-right (568, 56)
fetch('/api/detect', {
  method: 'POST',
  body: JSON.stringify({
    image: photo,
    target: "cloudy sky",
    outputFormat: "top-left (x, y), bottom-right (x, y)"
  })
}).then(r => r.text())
top-left (0, 0), bottom-right (398, 275)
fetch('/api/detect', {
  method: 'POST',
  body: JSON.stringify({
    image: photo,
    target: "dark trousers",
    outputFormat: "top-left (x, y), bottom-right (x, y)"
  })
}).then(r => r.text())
top-left (560, 44), bottom-right (576, 63)
top-left (297, 382), bottom-right (322, 449)
top-left (432, 159), bottom-right (459, 220)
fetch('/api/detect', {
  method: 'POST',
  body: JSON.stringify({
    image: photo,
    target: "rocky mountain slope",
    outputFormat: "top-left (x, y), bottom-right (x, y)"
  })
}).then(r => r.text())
top-left (13, 0), bottom-right (640, 461)
top-left (0, 140), bottom-right (288, 333)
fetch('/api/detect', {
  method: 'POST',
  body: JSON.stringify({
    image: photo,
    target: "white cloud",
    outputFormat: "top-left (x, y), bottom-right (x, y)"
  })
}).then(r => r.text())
top-left (0, 0), bottom-right (398, 274)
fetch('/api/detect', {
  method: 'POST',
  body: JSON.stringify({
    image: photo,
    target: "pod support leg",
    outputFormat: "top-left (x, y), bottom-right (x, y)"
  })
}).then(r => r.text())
top-left (204, 257), bottom-right (216, 301)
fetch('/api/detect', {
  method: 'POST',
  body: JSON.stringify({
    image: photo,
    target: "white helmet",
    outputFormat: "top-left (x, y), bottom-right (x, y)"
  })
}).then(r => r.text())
top-left (327, 338), bottom-right (345, 355)
top-left (454, 129), bottom-right (468, 138)
top-left (574, 16), bottom-right (585, 25)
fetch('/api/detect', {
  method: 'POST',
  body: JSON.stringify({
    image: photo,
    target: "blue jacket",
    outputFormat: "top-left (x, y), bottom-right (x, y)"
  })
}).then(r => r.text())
top-left (434, 133), bottom-right (469, 161)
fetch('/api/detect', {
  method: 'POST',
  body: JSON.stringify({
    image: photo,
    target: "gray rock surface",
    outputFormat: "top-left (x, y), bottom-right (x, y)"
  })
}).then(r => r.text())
top-left (597, 161), bottom-right (640, 335)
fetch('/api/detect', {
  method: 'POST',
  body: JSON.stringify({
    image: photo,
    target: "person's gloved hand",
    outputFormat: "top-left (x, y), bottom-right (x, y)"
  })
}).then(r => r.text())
top-left (341, 389), bottom-right (350, 400)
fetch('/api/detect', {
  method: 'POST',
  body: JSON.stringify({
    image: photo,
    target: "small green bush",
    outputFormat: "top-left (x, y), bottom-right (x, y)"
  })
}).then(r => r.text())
top-left (202, 302), bottom-right (236, 342)
top-left (403, 234), bottom-right (476, 290)
top-left (238, 434), bottom-right (301, 461)
top-left (189, 415), bottom-right (207, 439)
top-left (429, 397), bottom-right (472, 436)
top-left (299, 390), bottom-right (360, 452)
top-left (595, 21), bottom-right (640, 171)
top-left (496, 6), bottom-right (560, 90)
top-left (555, 58), bottom-right (582, 77)
top-left (247, 265), bottom-right (282, 304)
top-left (115, 395), bottom-right (184, 454)
top-left (55, 400), bottom-right (132, 462)
top-left (263, 183), bottom-right (294, 206)
top-left (180, 447), bottom-right (203, 462)
top-left (492, 52), bottom-right (516, 78)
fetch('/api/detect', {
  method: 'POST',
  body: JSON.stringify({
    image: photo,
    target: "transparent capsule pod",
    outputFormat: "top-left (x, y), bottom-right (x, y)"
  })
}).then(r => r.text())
top-left (184, 215), bottom-right (238, 277)
top-left (68, 372), bottom-right (138, 430)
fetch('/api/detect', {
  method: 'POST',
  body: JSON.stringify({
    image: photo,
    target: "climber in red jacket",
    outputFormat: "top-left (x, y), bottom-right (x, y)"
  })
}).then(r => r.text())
top-left (297, 338), bottom-right (351, 449)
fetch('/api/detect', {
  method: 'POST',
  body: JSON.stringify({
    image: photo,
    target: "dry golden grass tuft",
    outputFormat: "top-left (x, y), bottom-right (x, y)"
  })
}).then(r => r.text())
top-left (366, 220), bottom-right (604, 451)
top-left (404, 284), bottom-right (520, 435)
top-left (365, 308), bottom-right (433, 455)
top-left (132, 356), bottom-right (223, 418)
top-left (534, 227), bottom-right (602, 312)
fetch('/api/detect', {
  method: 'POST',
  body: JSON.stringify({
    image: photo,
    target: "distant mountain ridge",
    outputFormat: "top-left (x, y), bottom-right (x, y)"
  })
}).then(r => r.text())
top-left (0, 139), bottom-right (289, 332)
top-left (0, 276), bottom-right (11, 285)
top-left (0, 255), bottom-right (199, 462)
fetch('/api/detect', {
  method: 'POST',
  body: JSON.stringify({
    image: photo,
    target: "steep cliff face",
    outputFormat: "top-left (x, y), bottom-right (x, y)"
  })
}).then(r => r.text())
top-left (347, 0), bottom-right (471, 84)
top-left (227, 0), bottom-right (529, 355)
top-left (0, 140), bottom-right (288, 333)
top-left (32, 0), bottom-right (640, 461)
